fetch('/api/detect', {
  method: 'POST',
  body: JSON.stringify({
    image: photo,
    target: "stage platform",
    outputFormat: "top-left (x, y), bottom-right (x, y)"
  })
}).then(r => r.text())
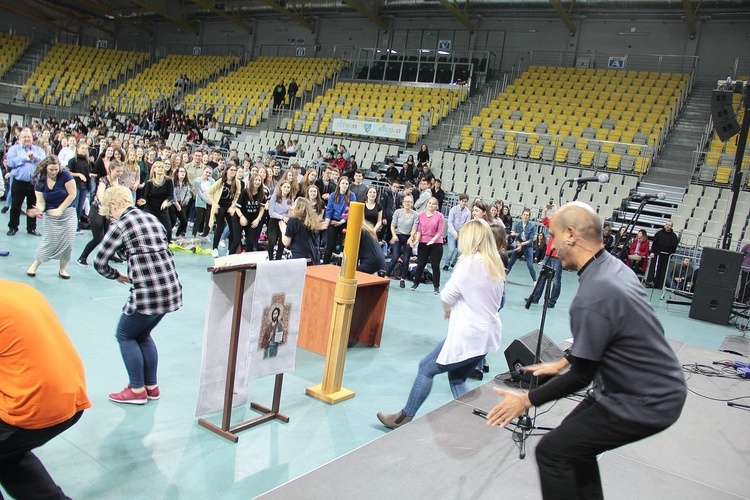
top-left (260, 341), bottom-right (750, 500)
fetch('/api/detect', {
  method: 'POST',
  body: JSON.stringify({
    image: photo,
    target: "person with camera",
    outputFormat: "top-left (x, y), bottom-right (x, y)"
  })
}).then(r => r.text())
top-left (525, 203), bottom-right (562, 309)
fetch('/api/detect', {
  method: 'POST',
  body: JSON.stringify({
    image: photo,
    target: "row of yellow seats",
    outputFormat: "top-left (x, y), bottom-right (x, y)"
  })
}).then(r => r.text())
top-left (482, 99), bottom-right (671, 115)
top-left (481, 103), bottom-right (674, 126)
top-left (526, 65), bottom-right (686, 79)
top-left (499, 89), bottom-right (680, 107)
top-left (476, 141), bottom-right (652, 174)
top-left (484, 113), bottom-right (672, 128)
top-left (466, 118), bottom-right (663, 136)
top-left (326, 87), bottom-right (456, 98)
top-left (321, 90), bottom-right (454, 101)
top-left (316, 86), bottom-right (462, 102)
top-left (704, 152), bottom-right (750, 167)
top-left (479, 105), bottom-right (669, 121)
top-left (515, 75), bottom-right (685, 88)
top-left (508, 88), bottom-right (680, 103)
top-left (469, 125), bottom-right (652, 143)
top-left (462, 124), bottom-right (659, 144)
top-left (338, 86), bottom-right (467, 102)
top-left (472, 126), bottom-right (660, 146)
top-left (464, 125), bottom-right (654, 144)
top-left (489, 97), bottom-right (674, 112)
top-left (508, 92), bottom-right (680, 108)
top-left (491, 93), bottom-right (678, 110)
top-left (319, 91), bottom-right (461, 107)
top-left (340, 81), bottom-right (465, 93)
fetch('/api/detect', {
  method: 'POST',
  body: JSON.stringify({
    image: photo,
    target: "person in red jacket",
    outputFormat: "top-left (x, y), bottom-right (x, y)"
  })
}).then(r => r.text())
top-left (627, 229), bottom-right (650, 275)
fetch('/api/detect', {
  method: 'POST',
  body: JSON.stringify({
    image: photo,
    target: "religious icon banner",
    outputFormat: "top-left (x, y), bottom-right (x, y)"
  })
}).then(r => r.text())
top-left (245, 259), bottom-right (306, 382)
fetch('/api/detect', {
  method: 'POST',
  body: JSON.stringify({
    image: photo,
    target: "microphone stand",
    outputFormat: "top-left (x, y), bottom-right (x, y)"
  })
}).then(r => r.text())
top-left (569, 179), bottom-right (587, 202)
top-left (558, 179), bottom-right (588, 206)
top-left (516, 264), bottom-right (556, 459)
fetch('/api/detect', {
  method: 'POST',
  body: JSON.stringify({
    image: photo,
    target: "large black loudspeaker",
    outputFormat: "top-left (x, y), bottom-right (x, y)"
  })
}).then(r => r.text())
top-left (689, 283), bottom-right (735, 325)
top-left (504, 329), bottom-right (564, 384)
top-left (689, 248), bottom-right (742, 325)
top-left (711, 90), bottom-right (740, 142)
top-left (698, 248), bottom-right (743, 288)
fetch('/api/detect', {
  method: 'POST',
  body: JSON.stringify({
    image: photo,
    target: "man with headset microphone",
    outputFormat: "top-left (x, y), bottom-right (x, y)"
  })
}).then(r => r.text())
top-left (487, 202), bottom-right (686, 500)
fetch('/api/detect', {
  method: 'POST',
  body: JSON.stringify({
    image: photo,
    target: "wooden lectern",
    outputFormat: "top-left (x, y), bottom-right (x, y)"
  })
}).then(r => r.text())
top-left (298, 265), bottom-right (389, 355)
top-left (198, 261), bottom-right (288, 443)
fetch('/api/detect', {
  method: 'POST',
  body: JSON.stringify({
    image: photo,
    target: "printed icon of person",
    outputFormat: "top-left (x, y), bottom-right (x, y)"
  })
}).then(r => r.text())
top-left (260, 307), bottom-right (285, 359)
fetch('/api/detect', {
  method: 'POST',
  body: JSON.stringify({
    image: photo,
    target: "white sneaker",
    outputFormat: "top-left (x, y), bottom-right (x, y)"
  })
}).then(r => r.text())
top-left (218, 240), bottom-right (226, 248)
top-left (212, 248), bottom-right (219, 258)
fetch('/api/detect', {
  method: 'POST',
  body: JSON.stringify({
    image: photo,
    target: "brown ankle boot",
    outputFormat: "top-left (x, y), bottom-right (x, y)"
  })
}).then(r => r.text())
top-left (377, 411), bottom-right (412, 429)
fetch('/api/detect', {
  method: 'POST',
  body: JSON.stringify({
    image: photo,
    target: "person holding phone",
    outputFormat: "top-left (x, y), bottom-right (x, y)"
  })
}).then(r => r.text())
top-left (525, 203), bottom-right (563, 309)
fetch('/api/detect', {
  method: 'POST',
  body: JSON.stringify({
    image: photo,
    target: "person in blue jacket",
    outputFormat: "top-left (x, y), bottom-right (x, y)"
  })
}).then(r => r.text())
top-left (507, 207), bottom-right (537, 282)
top-left (323, 176), bottom-right (356, 264)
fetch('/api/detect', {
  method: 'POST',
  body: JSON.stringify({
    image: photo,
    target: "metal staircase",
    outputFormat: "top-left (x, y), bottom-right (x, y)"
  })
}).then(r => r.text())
top-left (648, 81), bottom-right (714, 187)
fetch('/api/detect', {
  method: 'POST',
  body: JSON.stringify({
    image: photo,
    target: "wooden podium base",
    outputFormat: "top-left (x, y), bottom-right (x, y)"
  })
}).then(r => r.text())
top-left (306, 383), bottom-right (356, 404)
top-left (197, 406), bottom-right (289, 443)
top-left (198, 373), bottom-right (289, 443)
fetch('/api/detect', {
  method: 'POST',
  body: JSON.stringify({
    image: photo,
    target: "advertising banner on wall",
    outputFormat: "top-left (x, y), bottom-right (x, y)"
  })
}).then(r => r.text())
top-left (331, 118), bottom-right (408, 141)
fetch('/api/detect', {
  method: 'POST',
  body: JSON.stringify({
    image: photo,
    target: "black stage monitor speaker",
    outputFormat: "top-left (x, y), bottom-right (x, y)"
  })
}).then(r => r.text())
top-left (689, 283), bottom-right (735, 325)
top-left (711, 89), bottom-right (740, 142)
top-left (699, 248), bottom-right (743, 289)
top-left (504, 329), bottom-right (565, 384)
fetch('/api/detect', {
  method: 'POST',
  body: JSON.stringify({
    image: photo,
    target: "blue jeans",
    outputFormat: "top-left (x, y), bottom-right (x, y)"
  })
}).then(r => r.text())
top-left (88, 177), bottom-right (97, 202)
top-left (73, 186), bottom-right (88, 229)
top-left (115, 311), bottom-right (165, 389)
top-left (508, 243), bottom-right (537, 281)
top-left (5, 175), bottom-right (12, 207)
top-left (444, 233), bottom-right (459, 267)
top-left (530, 255), bottom-right (562, 305)
top-left (187, 198), bottom-right (196, 223)
top-left (384, 233), bottom-right (412, 279)
top-left (402, 339), bottom-right (485, 417)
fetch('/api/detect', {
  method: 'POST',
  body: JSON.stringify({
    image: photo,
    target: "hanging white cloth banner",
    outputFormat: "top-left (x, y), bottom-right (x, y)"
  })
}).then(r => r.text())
top-left (195, 270), bottom-right (255, 416)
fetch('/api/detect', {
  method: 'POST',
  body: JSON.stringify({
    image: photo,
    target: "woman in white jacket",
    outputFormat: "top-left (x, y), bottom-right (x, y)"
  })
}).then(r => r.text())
top-left (377, 218), bottom-right (505, 429)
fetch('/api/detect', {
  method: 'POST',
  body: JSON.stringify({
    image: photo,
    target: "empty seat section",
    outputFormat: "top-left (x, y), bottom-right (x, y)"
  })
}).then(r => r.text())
top-left (23, 43), bottom-right (149, 107)
top-left (100, 54), bottom-right (238, 115)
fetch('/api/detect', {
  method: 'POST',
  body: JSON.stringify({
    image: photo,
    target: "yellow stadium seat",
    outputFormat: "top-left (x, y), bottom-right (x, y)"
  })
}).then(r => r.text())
top-left (634, 156), bottom-right (650, 173)
top-left (607, 153), bottom-right (622, 170)
top-left (715, 166), bottom-right (731, 184)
